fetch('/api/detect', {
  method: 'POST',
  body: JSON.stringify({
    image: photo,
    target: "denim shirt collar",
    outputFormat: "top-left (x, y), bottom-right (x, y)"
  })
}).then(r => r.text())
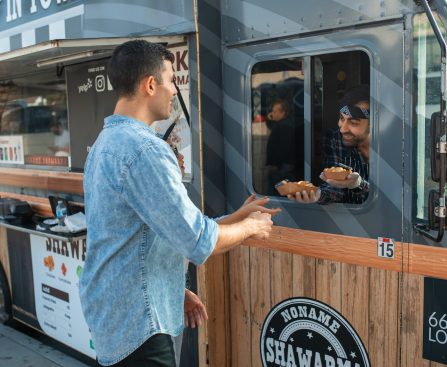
top-left (104, 114), bottom-right (165, 139)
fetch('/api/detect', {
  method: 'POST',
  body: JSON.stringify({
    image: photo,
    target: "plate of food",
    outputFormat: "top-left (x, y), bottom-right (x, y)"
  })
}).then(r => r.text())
top-left (275, 180), bottom-right (318, 196)
top-left (323, 166), bottom-right (352, 180)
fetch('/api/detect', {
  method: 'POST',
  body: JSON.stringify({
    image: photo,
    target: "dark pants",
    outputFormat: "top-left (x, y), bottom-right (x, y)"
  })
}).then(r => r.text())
top-left (97, 334), bottom-right (176, 367)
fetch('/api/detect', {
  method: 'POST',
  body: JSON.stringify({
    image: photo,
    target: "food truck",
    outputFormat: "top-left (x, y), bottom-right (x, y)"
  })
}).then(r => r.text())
top-left (1, 0), bottom-right (447, 366)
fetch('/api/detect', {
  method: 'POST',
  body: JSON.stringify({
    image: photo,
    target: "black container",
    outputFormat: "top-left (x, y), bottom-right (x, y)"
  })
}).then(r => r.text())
top-left (0, 198), bottom-right (33, 224)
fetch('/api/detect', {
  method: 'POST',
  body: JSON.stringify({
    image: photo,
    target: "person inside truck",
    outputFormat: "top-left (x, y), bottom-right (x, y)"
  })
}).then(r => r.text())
top-left (0, 105), bottom-right (21, 134)
top-left (80, 40), bottom-right (276, 367)
top-left (265, 98), bottom-right (297, 195)
top-left (48, 111), bottom-right (70, 156)
top-left (288, 85), bottom-right (370, 204)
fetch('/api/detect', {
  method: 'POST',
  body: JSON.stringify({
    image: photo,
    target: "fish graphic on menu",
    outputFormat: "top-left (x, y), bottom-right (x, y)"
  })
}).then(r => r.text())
top-left (61, 263), bottom-right (67, 276)
top-left (43, 256), bottom-right (55, 271)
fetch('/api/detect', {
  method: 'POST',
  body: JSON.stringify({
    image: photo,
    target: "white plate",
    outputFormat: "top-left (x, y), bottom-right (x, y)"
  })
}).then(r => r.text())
top-left (50, 225), bottom-right (70, 233)
top-left (43, 218), bottom-right (59, 225)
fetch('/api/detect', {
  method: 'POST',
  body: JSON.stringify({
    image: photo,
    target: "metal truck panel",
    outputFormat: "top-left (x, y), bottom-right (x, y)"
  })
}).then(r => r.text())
top-left (221, 0), bottom-right (415, 44)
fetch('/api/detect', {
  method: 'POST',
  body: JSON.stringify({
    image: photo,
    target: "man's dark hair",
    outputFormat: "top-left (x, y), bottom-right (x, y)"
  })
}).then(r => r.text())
top-left (339, 85), bottom-right (370, 107)
top-left (108, 40), bottom-right (175, 97)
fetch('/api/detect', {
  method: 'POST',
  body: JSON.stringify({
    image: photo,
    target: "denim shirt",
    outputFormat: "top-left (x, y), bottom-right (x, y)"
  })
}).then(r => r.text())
top-left (79, 115), bottom-right (218, 366)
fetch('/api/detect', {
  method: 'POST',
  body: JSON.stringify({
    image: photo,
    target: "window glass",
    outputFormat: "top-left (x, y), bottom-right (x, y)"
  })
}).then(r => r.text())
top-left (413, 13), bottom-right (442, 221)
top-left (251, 58), bottom-right (305, 195)
top-left (251, 51), bottom-right (370, 204)
top-left (0, 71), bottom-right (68, 167)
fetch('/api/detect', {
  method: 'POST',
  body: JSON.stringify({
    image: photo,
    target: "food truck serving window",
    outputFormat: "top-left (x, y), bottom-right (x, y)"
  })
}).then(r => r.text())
top-left (251, 51), bottom-right (370, 205)
top-left (0, 71), bottom-right (68, 168)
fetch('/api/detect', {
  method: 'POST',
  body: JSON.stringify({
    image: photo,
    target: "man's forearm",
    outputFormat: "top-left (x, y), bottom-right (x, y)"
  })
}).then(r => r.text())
top-left (215, 211), bottom-right (244, 225)
top-left (213, 220), bottom-right (251, 255)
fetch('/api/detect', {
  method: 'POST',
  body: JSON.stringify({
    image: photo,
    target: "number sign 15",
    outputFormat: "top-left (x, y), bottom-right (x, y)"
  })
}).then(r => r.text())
top-left (377, 237), bottom-right (395, 259)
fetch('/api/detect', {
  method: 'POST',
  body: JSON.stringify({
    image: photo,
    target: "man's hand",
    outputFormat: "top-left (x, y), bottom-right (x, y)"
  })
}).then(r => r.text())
top-left (213, 210), bottom-right (273, 254)
top-left (287, 189), bottom-right (321, 204)
top-left (239, 194), bottom-right (282, 217)
top-left (246, 211), bottom-right (273, 240)
top-left (320, 172), bottom-right (362, 189)
top-left (184, 289), bottom-right (208, 328)
top-left (217, 194), bottom-right (281, 225)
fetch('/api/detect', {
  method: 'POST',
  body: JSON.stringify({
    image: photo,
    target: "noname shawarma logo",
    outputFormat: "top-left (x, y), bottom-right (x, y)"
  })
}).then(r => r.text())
top-left (260, 298), bottom-right (371, 367)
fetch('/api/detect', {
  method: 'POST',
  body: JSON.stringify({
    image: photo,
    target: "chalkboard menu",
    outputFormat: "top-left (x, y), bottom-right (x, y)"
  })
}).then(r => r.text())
top-left (424, 277), bottom-right (447, 365)
top-left (66, 59), bottom-right (117, 171)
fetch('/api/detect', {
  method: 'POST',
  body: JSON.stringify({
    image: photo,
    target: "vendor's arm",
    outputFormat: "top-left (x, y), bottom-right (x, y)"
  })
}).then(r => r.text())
top-left (320, 171), bottom-right (368, 190)
top-left (318, 171), bottom-right (368, 204)
top-left (287, 189), bottom-right (321, 204)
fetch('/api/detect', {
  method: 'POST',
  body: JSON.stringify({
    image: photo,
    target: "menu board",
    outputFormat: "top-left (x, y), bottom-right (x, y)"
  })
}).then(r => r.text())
top-left (29, 234), bottom-right (95, 359)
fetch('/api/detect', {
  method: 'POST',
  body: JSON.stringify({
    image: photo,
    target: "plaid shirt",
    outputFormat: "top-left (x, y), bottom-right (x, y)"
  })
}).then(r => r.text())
top-left (319, 129), bottom-right (369, 204)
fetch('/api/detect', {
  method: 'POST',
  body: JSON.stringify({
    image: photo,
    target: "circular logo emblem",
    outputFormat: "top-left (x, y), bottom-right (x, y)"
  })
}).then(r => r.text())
top-left (260, 298), bottom-right (370, 367)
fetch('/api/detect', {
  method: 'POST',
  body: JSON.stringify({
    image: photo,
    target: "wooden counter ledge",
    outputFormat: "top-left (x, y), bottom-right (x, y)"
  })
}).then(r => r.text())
top-left (0, 167), bottom-right (84, 195)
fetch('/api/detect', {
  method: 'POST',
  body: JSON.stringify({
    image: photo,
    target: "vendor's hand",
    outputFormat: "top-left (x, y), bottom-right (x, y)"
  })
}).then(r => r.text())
top-left (320, 172), bottom-right (362, 189)
top-left (287, 189), bottom-right (321, 204)
top-left (238, 194), bottom-right (281, 217)
top-left (184, 289), bottom-right (208, 328)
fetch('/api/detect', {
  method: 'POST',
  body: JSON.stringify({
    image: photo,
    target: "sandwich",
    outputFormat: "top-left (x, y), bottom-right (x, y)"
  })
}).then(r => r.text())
top-left (323, 166), bottom-right (352, 180)
top-left (275, 180), bottom-right (318, 196)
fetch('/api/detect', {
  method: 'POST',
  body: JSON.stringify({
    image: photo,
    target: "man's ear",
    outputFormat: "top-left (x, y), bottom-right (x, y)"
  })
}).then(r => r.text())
top-left (142, 75), bottom-right (157, 96)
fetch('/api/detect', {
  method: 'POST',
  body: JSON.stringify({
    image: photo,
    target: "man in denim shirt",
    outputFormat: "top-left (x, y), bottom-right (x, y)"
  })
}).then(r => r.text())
top-left (80, 40), bottom-right (274, 367)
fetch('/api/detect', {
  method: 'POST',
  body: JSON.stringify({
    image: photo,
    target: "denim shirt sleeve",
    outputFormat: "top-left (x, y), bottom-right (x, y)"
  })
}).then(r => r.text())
top-left (121, 141), bottom-right (218, 265)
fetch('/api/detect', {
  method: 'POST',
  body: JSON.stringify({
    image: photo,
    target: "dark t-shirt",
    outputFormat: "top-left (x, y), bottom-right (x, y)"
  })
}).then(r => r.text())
top-left (266, 117), bottom-right (296, 168)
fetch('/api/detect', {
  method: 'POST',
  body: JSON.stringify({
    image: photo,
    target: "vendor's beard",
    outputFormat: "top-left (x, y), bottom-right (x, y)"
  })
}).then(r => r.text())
top-left (342, 133), bottom-right (364, 147)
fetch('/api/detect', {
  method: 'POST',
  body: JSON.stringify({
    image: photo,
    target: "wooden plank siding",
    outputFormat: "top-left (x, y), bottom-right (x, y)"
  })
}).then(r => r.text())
top-left (197, 265), bottom-right (208, 367)
top-left (205, 253), bottom-right (231, 367)
top-left (368, 268), bottom-right (400, 367)
top-left (249, 247), bottom-right (270, 367)
top-left (341, 263), bottom-right (369, 346)
top-left (401, 273), bottom-right (429, 367)
top-left (292, 255), bottom-right (316, 298)
top-left (205, 225), bottom-right (447, 366)
top-left (229, 246), bottom-right (251, 367)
